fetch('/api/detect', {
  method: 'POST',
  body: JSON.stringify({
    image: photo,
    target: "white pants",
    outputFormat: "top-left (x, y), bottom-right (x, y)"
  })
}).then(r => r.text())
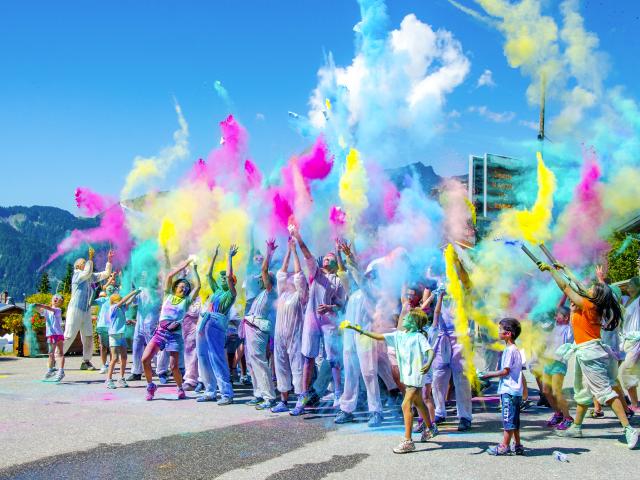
top-left (63, 307), bottom-right (93, 362)
top-left (274, 325), bottom-right (304, 395)
top-left (432, 335), bottom-right (473, 421)
top-left (340, 328), bottom-right (396, 413)
top-left (620, 339), bottom-right (640, 390)
top-left (244, 324), bottom-right (276, 401)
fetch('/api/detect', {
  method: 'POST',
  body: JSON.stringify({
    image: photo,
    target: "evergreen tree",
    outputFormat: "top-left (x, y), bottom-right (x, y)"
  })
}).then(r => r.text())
top-left (62, 263), bottom-right (73, 294)
top-left (38, 272), bottom-right (50, 293)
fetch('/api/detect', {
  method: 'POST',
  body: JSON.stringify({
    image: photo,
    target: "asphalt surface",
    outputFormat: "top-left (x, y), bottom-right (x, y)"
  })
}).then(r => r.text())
top-left (1, 355), bottom-right (639, 480)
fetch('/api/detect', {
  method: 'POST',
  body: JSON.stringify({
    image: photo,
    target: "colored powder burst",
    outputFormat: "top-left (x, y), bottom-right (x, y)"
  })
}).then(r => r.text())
top-left (495, 152), bottom-right (556, 244)
top-left (339, 148), bottom-right (369, 235)
top-left (444, 244), bottom-right (477, 387)
top-left (553, 153), bottom-right (609, 266)
top-left (44, 188), bottom-right (133, 268)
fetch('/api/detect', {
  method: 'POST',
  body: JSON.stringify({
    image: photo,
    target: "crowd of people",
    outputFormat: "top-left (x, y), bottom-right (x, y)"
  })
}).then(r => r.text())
top-left (33, 231), bottom-right (640, 455)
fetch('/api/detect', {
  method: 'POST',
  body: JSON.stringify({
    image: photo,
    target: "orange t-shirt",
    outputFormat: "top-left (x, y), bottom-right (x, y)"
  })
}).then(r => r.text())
top-left (571, 299), bottom-right (601, 344)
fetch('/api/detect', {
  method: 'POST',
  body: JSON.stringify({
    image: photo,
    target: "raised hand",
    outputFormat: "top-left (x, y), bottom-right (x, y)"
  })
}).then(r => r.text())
top-left (266, 238), bottom-right (278, 254)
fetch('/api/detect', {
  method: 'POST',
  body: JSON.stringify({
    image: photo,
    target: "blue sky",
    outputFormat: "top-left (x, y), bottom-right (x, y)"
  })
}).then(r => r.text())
top-left (1, 0), bottom-right (638, 211)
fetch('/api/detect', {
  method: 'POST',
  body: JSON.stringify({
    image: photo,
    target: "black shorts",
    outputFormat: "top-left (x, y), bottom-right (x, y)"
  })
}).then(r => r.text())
top-left (501, 393), bottom-right (521, 431)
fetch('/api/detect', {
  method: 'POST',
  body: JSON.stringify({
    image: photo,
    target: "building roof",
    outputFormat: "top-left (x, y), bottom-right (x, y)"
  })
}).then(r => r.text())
top-left (616, 212), bottom-right (640, 234)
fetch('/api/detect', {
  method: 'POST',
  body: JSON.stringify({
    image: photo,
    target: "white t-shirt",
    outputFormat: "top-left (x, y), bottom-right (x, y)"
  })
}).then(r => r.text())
top-left (497, 344), bottom-right (523, 396)
top-left (384, 330), bottom-right (432, 388)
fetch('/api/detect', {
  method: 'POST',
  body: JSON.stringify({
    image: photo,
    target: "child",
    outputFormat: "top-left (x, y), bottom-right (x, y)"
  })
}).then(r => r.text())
top-left (105, 289), bottom-right (141, 388)
top-left (542, 305), bottom-right (574, 430)
top-left (35, 294), bottom-right (66, 382)
top-left (95, 281), bottom-right (117, 374)
top-left (481, 318), bottom-right (525, 456)
top-left (345, 308), bottom-right (434, 454)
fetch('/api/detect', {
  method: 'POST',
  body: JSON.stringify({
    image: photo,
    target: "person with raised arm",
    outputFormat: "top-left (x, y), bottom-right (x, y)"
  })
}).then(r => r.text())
top-left (538, 261), bottom-right (638, 449)
top-left (289, 227), bottom-right (346, 416)
top-left (197, 245), bottom-right (238, 405)
top-left (244, 239), bottom-right (278, 410)
top-left (63, 247), bottom-right (113, 370)
top-left (271, 237), bottom-right (308, 413)
top-left (141, 257), bottom-right (200, 401)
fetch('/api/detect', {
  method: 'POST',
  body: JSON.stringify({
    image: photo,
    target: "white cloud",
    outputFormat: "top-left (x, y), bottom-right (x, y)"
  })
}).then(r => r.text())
top-left (308, 7), bottom-right (470, 165)
top-left (477, 69), bottom-right (496, 87)
top-left (468, 105), bottom-right (515, 123)
top-left (518, 119), bottom-right (538, 131)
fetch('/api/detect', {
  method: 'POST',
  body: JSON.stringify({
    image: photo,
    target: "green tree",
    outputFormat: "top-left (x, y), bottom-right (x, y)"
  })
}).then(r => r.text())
top-left (61, 263), bottom-right (73, 294)
top-left (38, 272), bottom-right (50, 293)
top-left (607, 232), bottom-right (640, 283)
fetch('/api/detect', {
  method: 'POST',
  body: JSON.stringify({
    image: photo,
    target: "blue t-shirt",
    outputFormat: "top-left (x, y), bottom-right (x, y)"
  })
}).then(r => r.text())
top-left (108, 305), bottom-right (127, 335)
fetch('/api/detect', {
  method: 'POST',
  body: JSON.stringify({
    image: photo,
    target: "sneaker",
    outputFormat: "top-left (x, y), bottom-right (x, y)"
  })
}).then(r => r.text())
top-left (145, 383), bottom-right (157, 401)
top-left (177, 388), bottom-right (186, 400)
top-left (43, 369), bottom-right (56, 380)
top-left (197, 393), bottom-right (217, 402)
top-left (271, 401), bottom-right (289, 413)
top-left (457, 418), bottom-right (472, 431)
top-left (546, 412), bottom-right (564, 427)
top-left (392, 439), bottom-right (415, 454)
top-left (625, 426), bottom-right (639, 450)
top-left (99, 365), bottom-right (108, 374)
top-left (81, 361), bottom-right (97, 371)
top-left (420, 426), bottom-right (434, 442)
top-left (240, 375), bottom-right (252, 385)
top-left (434, 416), bottom-right (446, 424)
top-left (335, 410), bottom-right (356, 424)
top-left (194, 382), bottom-right (205, 393)
top-left (368, 411), bottom-right (384, 428)
top-left (218, 396), bottom-right (233, 406)
top-left (255, 399), bottom-right (276, 410)
top-left (117, 378), bottom-right (129, 388)
top-left (53, 370), bottom-right (65, 382)
top-left (589, 409), bottom-right (604, 419)
top-left (246, 397), bottom-right (263, 406)
top-left (158, 373), bottom-right (169, 385)
top-left (125, 373), bottom-right (142, 381)
top-left (105, 379), bottom-right (116, 389)
top-left (487, 444), bottom-right (511, 456)
top-left (556, 424), bottom-right (582, 438)
top-left (555, 417), bottom-right (574, 431)
top-left (512, 444), bottom-right (525, 456)
top-left (413, 421), bottom-right (425, 434)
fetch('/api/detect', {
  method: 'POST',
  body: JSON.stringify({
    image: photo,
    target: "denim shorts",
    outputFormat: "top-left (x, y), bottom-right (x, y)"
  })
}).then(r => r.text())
top-left (501, 393), bottom-right (521, 430)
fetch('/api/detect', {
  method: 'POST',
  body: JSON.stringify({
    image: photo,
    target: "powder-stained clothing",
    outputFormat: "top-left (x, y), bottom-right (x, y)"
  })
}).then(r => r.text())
top-left (383, 330), bottom-right (432, 388)
top-left (274, 271), bottom-right (307, 394)
top-left (620, 297), bottom-right (640, 390)
top-left (301, 257), bottom-right (346, 362)
top-left (43, 307), bottom-right (63, 337)
top-left (340, 289), bottom-right (396, 414)
top-left (63, 260), bottom-right (112, 361)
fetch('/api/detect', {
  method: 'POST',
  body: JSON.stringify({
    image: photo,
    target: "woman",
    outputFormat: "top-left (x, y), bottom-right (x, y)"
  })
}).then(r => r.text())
top-left (141, 257), bottom-right (200, 401)
top-left (197, 244), bottom-right (238, 405)
top-left (539, 261), bottom-right (638, 448)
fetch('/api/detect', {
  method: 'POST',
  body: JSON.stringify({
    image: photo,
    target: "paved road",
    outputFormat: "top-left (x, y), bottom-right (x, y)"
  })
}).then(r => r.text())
top-left (0, 355), bottom-right (638, 479)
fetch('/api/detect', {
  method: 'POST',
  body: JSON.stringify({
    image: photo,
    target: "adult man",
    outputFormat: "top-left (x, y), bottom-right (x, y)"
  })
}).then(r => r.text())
top-left (63, 247), bottom-right (113, 370)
